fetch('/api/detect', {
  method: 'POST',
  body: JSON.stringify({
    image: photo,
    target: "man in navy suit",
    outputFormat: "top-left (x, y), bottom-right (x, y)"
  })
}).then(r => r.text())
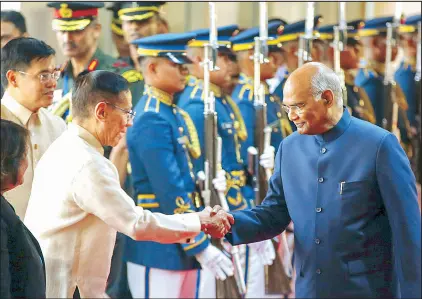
top-left (210, 62), bottom-right (421, 298)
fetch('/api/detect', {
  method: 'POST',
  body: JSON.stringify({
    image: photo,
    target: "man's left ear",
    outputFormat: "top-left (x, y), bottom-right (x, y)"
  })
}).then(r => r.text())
top-left (321, 90), bottom-right (334, 107)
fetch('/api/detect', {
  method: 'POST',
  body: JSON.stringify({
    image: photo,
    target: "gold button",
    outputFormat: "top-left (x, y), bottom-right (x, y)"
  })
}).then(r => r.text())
top-left (274, 128), bottom-right (279, 132)
top-left (228, 129), bottom-right (233, 134)
top-left (230, 113), bottom-right (235, 119)
top-left (359, 100), bottom-right (364, 107)
top-left (34, 144), bottom-right (38, 150)
top-left (277, 112), bottom-right (282, 118)
top-left (222, 100), bottom-right (227, 104)
top-left (179, 127), bottom-right (184, 133)
top-left (270, 97), bottom-right (275, 102)
top-left (182, 144), bottom-right (187, 149)
top-left (353, 87), bottom-right (359, 93)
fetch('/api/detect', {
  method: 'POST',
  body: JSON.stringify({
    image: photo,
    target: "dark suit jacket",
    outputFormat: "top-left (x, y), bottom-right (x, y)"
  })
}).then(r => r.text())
top-left (1, 195), bottom-right (46, 298)
top-left (227, 108), bottom-right (421, 298)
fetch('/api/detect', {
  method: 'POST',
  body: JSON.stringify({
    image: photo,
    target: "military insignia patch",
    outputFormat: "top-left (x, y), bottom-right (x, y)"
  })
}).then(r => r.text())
top-left (87, 59), bottom-right (99, 72)
top-left (122, 70), bottom-right (143, 83)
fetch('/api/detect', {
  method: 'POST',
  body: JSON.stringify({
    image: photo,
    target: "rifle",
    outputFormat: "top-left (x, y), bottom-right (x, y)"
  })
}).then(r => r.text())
top-left (248, 2), bottom-right (291, 295)
top-left (332, 2), bottom-right (349, 106)
top-left (382, 3), bottom-right (402, 140)
top-left (298, 2), bottom-right (315, 67)
top-left (199, 3), bottom-right (247, 297)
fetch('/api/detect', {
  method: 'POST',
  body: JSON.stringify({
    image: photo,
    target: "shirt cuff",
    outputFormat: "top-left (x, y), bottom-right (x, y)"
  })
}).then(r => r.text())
top-left (179, 213), bottom-right (201, 243)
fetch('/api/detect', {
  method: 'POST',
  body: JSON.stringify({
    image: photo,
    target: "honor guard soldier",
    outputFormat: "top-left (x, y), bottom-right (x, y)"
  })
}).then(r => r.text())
top-left (107, 3), bottom-right (131, 60)
top-left (272, 16), bottom-right (322, 103)
top-left (396, 14), bottom-right (421, 181)
top-left (355, 16), bottom-right (411, 154)
top-left (117, 1), bottom-right (168, 71)
top-left (317, 20), bottom-right (376, 124)
top-left (46, 2), bottom-right (143, 123)
top-left (231, 23), bottom-right (293, 163)
top-left (177, 25), bottom-right (259, 297)
top-left (124, 33), bottom-right (233, 298)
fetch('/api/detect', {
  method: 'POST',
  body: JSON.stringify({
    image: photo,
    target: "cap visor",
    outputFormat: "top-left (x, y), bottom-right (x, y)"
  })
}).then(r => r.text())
top-left (160, 53), bottom-right (193, 64)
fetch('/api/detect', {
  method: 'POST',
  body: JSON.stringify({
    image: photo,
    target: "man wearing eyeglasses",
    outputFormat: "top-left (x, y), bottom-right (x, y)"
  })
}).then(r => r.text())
top-left (211, 62), bottom-right (421, 299)
top-left (0, 37), bottom-right (67, 220)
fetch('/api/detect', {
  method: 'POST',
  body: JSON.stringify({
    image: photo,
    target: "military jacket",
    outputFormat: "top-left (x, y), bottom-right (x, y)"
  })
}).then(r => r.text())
top-left (124, 85), bottom-right (209, 271)
top-left (395, 61), bottom-right (418, 127)
top-left (231, 73), bottom-right (293, 164)
top-left (51, 48), bottom-right (144, 123)
top-left (178, 76), bottom-right (252, 209)
top-left (355, 62), bottom-right (410, 142)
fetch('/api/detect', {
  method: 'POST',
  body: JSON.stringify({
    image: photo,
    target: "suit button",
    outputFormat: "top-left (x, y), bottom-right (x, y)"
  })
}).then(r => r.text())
top-left (315, 238), bottom-right (321, 244)
top-left (315, 207), bottom-right (322, 213)
top-left (318, 177), bottom-right (324, 183)
top-left (320, 147), bottom-right (327, 154)
top-left (316, 269), bottom-right (321, 274)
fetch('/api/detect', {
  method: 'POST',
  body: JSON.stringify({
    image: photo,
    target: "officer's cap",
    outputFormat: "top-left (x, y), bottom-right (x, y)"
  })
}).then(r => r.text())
top-left (399, 14), bottom-right (422, 34)
top-left (188, 25), bottom-right (240, 54)
top-left (277, 16), bottom-right (323, 43)
top-left (118, 2), bottom-right (166, 22)
top-left (317, 19), bottom-right (365, 44)
top-left (229, 21), bottom-right (285, 52)
top-left (47, 2), bottom-right (104, 32)
top-left (132, 32), bottom-right (195, 64)
top-left (107, 3), bottom-right (124, 36)
top-left (359, 16), bottom-right (405, 37)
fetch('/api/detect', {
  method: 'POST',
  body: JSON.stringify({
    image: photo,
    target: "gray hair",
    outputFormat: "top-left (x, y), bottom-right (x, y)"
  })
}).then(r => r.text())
top-left (309, 62), bottom-right (343, 108)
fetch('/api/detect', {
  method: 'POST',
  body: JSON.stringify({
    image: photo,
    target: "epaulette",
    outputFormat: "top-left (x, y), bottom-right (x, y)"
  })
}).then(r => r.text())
top-left (121, 69), bottom-right (143, 83)
top-left (143, 94), bottom-right (160, 113)
top-left (238, 83), bottom-right (254, 102)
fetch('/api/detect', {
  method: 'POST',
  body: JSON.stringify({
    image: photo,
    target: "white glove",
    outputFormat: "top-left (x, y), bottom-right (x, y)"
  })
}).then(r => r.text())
top-left (259, 146), bottom-right (275, 170)
top-left (195, 244), bottom-right (234, 280)
top-left (212, 169), bottom-right (227, 193)
top-left (248, 239), bottom-right (276, 266)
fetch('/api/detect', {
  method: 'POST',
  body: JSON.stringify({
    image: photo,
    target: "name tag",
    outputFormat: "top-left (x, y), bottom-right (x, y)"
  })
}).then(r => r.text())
top-left (222, 122), bottom-right (233, 129)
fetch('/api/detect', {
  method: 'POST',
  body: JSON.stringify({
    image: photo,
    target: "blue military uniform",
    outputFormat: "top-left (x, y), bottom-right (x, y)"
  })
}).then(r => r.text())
top-left (230, 23), bottom-right (294, 163)
top-left (178, 25), bottom-right (251, 211)
top-left (273, 16), bottom-right (322, 104)
top-left (124, 34), bottom-right (213, 299)
top-left (317, 19), bottom-right (376, 124)
top-left (395, 14), bottom-right (421, 128)
top-left (355, 16), bottom-right (411, 148)
top-left (227, 108), bottom-right (421, 298)
top-left (47, 2), bottom-right (144, 123)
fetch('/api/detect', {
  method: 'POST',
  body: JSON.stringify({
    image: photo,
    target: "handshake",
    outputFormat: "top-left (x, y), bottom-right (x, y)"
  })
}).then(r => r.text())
top-left (197, 205), bottom-right (234, 238)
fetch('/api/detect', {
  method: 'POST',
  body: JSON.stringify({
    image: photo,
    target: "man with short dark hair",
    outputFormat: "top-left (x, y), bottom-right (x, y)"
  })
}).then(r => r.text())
top-left (0, 37), bottom-right (66, 219)
top-left (1, 10), bottom-right (28, 48)
top-left (1, 10), bottom-right (29, 98)
top-left (23, 69), bottom-right (233, 298)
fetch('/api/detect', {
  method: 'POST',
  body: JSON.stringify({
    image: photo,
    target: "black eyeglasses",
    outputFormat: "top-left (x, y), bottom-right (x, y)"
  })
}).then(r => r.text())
top-left (105, 102), bottom-right (136, 122)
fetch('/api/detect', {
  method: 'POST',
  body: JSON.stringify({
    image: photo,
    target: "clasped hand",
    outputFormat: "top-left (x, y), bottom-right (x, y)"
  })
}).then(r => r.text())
top-left (198, 205), bottom-right (234, 238)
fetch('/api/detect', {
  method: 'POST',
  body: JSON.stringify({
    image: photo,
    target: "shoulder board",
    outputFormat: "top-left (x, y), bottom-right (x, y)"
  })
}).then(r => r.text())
top-left (144, 95), bottom-right (161, 113)
top-left (87, 59), bottom-right (99, 72)
top-left (238, 83), bottom-right (254, 102)
top-left (121, 69), bottom-right (143, 83)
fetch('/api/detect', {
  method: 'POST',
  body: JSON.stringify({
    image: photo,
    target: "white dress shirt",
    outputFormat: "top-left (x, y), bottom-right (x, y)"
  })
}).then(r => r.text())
top-left (24, 123), bottom-right (201, 298)
top-left (1, 92), bottom-right (67, 219)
